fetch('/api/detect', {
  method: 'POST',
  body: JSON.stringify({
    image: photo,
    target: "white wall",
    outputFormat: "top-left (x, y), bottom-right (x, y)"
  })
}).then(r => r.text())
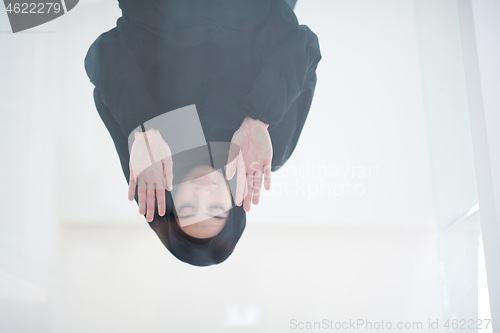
top-left (0, 9), bottom-right (58, 332)
top-left (458, 0), bottom-right (500, 329)
top-left (413, 0), bottom-right (478, 230)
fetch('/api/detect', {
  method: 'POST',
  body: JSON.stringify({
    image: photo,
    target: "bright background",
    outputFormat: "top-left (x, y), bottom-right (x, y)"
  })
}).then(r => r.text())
top-left (1, 0), bottom-right (497, 332)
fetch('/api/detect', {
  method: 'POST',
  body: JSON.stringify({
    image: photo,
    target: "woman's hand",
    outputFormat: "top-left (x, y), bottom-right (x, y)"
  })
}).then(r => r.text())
top-left (128, 129), bottom-right (173, 222)
top-left (226, 116), bottom-right (273, 212)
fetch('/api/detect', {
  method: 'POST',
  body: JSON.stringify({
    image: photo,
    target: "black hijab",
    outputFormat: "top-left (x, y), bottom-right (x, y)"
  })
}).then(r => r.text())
top-left (149, 192), bottom-right (246, 266)
top-left (146, 141), bottom-right (246, 267)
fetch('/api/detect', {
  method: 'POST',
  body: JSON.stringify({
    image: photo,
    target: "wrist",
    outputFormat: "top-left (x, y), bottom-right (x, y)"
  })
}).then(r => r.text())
top-left (242, 116), bottom-right (269, 130)
top-left (134, 128), bottom-right (160, 138)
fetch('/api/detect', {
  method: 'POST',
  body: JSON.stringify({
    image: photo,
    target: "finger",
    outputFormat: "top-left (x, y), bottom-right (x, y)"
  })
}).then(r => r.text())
top-left (264, 161), bottom-right (272, 191)
top-left (235, 153), bottom-right (247, 206)
top-left (252, 169), bottom-right (263, 205)
top-left (164, 157), bottom-right (174, 191)
top-left (243, 173), bottom-right (254, 212)
top-left (137, 179), bottom-right (147, 216)
top-left (225, 159), bottom-right (236, 181)
top-left (146, 183), bottom-right (155, 222)
top-left (156, 184), bottom-right (166, 217)
top-left (225, 142), bottom-right (240, 180)
top-left (161, 160), bottom-right (167, 189)
top-left (243, 192), bottom-right (252, 212)
top-left (128, 166), bottom-right (137, 201)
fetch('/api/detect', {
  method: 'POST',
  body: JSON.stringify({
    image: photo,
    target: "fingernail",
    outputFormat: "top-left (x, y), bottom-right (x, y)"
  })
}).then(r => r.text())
top-left (147, 210), bottom-right (152, 220)
top-left (139, 203), bottom-right (145, 212)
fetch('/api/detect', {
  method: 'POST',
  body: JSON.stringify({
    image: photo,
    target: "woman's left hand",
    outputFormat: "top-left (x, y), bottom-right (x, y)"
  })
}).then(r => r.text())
top-left (226, 116), bottom-right (273, 212)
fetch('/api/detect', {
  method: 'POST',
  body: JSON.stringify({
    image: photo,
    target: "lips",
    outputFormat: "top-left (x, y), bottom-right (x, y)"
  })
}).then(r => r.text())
top-left (191, 176), bottom-right (216, 185)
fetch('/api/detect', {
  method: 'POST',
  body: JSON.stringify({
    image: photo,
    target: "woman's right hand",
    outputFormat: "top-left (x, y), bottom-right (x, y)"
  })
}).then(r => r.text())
top-left (128, 129), bottom-right (173, 222)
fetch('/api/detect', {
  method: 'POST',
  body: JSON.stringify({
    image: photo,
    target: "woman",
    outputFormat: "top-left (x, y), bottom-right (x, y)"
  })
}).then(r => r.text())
top-left (85, 0), bottom-right (321, 266)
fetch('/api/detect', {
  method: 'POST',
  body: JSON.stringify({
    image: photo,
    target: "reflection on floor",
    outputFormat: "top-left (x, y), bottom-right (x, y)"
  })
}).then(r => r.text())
top-left (52, 224), bottom-right (444, 333)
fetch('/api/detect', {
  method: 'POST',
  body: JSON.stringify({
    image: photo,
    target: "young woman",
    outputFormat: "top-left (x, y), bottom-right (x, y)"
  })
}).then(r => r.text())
top-left (85, 0), bottom-right (321, 266)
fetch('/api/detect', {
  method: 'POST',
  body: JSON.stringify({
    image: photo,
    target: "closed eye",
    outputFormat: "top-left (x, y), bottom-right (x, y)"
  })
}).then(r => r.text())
top-left (177, 205), bottom-right (196, 218)
top-left (177, 205), bottom-right (230, 219)
top-left (208, 205), bottom-right (229, 219)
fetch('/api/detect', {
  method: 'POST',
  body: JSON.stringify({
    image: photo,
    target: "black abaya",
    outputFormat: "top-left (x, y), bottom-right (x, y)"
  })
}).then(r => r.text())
top-left (84, 0), bottom-right (321, 266)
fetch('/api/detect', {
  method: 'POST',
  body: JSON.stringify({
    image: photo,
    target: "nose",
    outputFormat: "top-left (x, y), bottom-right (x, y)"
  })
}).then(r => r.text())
top-left (192, 186), bottom-right (211, 209)
top-left (193, 185), bottom-right (212, 196)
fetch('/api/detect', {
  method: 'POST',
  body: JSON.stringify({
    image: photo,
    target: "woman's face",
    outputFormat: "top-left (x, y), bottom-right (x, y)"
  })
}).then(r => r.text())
top-left (173, 165), bottom-right (232, 239)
